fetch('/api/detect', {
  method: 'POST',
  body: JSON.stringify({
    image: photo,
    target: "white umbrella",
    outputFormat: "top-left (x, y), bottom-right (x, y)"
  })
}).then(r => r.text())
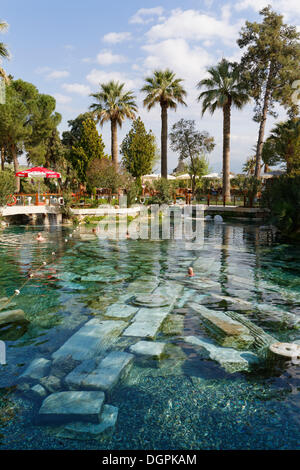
top-left (202, 172), bottom-right (220, 178)
top-left (175, 173), bottom-right (191, 180)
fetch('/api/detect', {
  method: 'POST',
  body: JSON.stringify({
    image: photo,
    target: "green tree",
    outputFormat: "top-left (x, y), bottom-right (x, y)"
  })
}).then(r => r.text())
top-left (0, 20), bottom-right (10, 84)
top-left (169, 119), bottom-right (214, 192)
top-left (62, 112), bottom-right (94, 148)
top-left (70, 118), bottom-right (108, 183)
top-left (0, 79), bottom-right (39, 191)
top-left (197, 59), bottom-right (249, 201)
top-left (262, 118), bottom-right (300, 174)
top-left (141, 69), bottom-right (187, 179)
top-left (0, 169), bottom-right (15, 206)
top-left (238, 6), bottom-right (300, 177)
top-left (86, 158), bottom-right (120, 194)
top-left (121, 117), bottom-right (156, 185)
top-left (62, 112), bottom-right (95, 189)
top-left (26, 93), bottom-right (62, 167)
top-left (90, 81), bottom-right (137, 170)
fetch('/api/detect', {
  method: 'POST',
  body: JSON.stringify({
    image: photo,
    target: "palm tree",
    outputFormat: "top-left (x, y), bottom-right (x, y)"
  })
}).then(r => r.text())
top-left (197, 59), bottom-right (249, 201)
top-left (242, 156), bottom-right (256, 175)
top-left (90, 81), bottom-right (137, 170)
top-left (141, 69), bottom-right (187, 179)
top-left (0, 20), bottom-right (10, 84)
top-left (262, 118), bottom-right (300, 174)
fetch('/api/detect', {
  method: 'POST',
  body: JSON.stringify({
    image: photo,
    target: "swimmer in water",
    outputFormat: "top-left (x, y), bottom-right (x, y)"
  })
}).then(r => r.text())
top-left (36, 232), bottom-right (45, 242)
top-left (188, 267), bottom-right (195, 277)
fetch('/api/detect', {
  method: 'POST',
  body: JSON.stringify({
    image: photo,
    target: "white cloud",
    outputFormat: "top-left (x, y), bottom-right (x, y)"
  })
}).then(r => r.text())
top-left (146, 8), bottom-right (243, 45)
top-left (102, 32), bottom-right (132, 44)
top-left (142, 39), bottom-right (213, 88)
top-left (235, 0), bottom-right (300, 22)
top-left (96, 50), bottom-right (126, 66)
top-left (129, 7), bottom-right (165, 24)
top-left (47, 70), bottom-right (70, 79)
top-left (35, 67), bottom-right (70, 80)
top-left (62, 83), bottom-right (91, 96)
top-left (86, 69), bottom-right (140, 91)
top-left (53, 93), bottom-right (72, 104)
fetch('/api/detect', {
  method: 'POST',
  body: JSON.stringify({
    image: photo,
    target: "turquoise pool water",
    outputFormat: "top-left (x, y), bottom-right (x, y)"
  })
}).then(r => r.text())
top-left (0, 222), bottom-right (300, 450)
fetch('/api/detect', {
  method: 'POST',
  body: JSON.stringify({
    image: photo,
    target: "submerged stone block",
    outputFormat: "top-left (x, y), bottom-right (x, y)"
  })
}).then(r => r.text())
top-left (81, 351), bottom-right (134, 391)
top-left (161, 314), bottom-right (184, 337)
top-left (126, 280), bottom-right (158, 294)
top-left (129, 340), bottom-right (166, 358)
top-left (51, 355), bottom-right (79, 379)
top-left (40, 375), bottom-right (62, 393)
top-left (103, 303), bottom-right (138, 320)
top-left (225, 310), bottom-right (276, 351)
top-left (56, 405), bottom-right (118, 440)
top-left (65, 351), bottom-right (133, 391)
top-left (203, 294), bottom-right (253, 311)
top-left (123, 281), bottom-right (183, 339)
top-left (123, 306), bottom-right (170, 339)
top-left (28, 384), bottom-right (48, 400)
top-left (65, 359), bottom-right (98, 390)
top-left (52, 319), bottom-right (126, 362)
top-left (184, 336), bottom-right (259, 373)
top-left (189, 303), bottom-right (254, 349)
top-left (38, 391), bottom-right (105, 424)
top-left (19, 357), bottom-right (51, 384)
top-left (0, 309), bottom-right (28, 327)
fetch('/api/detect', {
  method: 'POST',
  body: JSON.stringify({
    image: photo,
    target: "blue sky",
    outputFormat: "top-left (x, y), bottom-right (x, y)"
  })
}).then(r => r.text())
top-left (1, 0), bottom-right (300, 173)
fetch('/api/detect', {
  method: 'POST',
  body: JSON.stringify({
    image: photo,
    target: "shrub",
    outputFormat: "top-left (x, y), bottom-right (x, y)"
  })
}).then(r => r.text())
top-left (147, 178), bottom-right (173, 205)
top-left (261, 175), bottom-right (300, 240)
top-left (83, 215), bottom-right (105, 225)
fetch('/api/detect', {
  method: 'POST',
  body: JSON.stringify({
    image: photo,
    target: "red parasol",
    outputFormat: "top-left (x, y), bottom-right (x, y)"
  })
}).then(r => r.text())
top-left (16, 167), bottom-right (61, 178)
top-left (15, 167), bottom-right (61, 205)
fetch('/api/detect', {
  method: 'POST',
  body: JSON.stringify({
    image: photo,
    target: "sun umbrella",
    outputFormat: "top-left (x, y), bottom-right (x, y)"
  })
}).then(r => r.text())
top-left (202, 172), bottom-right (220, 178)
top-left (16, 167), bottom-right (61, 178)
top-left (16, 167), bottom-right (61, 205)
top-left (175, 173), bottom-right (191, 180)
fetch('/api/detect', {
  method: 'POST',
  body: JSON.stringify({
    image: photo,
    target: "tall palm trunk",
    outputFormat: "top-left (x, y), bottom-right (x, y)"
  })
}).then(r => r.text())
top-left (161, 102), bottom-right (168, 178)
top-left (255, 64), bottom-right (274, 178)
top-left (11, 144), bottom-right (20, 192)
top-left (222, 100), bottom-right (231, 202)
top-left (111, 118), bottom-right (118, 171)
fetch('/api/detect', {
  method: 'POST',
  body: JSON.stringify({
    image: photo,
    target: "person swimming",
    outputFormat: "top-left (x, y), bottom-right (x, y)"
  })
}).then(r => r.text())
top-left (188, 267), bottom-right (195, 277)
top-left (36, 232), bottom-right (45, 242)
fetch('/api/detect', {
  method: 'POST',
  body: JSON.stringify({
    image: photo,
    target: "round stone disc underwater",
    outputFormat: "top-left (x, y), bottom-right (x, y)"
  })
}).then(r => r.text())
top-left (132, 294), bottom-right (171, 307)
top-left (269, 342), bottom-right (300, 358)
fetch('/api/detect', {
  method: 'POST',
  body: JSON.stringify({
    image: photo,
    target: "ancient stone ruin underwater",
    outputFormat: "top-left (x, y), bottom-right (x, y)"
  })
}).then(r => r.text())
top-left (0, 221), bottom-right (300, 450)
